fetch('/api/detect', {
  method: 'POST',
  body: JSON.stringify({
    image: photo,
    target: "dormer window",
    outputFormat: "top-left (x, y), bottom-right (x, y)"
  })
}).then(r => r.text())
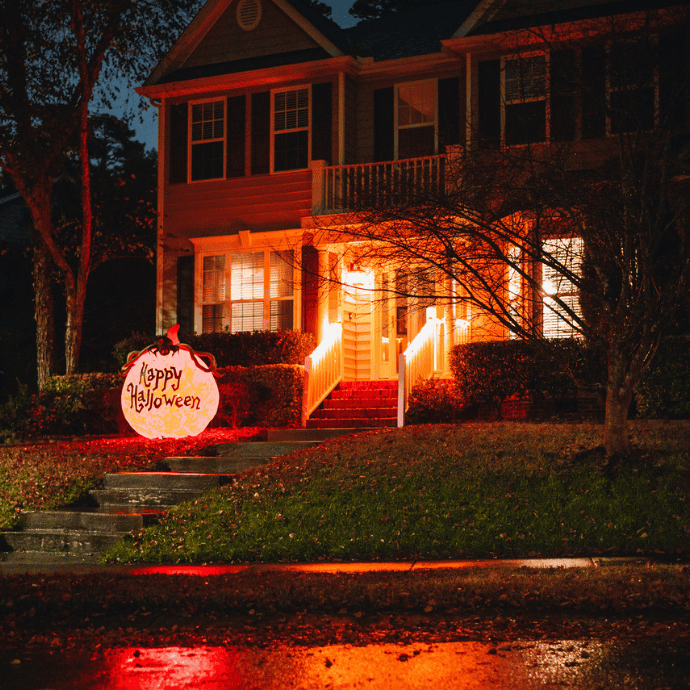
top-left (503, 53), bottom-right (549, 145)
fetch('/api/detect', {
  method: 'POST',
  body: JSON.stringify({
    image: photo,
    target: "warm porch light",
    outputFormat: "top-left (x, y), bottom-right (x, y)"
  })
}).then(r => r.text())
top-left (121, 325), bottom-right (220, 439)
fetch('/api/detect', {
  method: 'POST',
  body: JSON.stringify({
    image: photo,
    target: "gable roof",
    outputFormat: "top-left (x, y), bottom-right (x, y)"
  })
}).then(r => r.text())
top-left (144, 0), bottom-right (350, 87)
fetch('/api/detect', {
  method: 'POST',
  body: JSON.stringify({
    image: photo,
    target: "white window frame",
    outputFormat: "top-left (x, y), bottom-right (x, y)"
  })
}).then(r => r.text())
top-left (199, 249), bottom-right (295, 333)
top-left (606, 36), bottom-right (659, 136)
top-left (501, 51), bottom-right (550, 146)
top-left (270, 85), bottom-right (311, 174)
top-left (541, 236), bottom-right (583, 339)
top-left (188, 98), bottom-right (226, 182)
top-left (394, 79), bottom-right (438, 160)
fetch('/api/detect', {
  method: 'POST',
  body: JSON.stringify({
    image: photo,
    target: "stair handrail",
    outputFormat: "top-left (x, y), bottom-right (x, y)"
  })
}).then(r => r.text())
top-left (397, 313), bottom-right (444, 427)
top-left (302, 321), bottom-right (343, 427)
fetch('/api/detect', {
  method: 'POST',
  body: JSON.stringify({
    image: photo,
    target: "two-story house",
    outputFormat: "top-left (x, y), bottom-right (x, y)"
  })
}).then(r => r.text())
top-left (137, 0), bottom-right (689, 426)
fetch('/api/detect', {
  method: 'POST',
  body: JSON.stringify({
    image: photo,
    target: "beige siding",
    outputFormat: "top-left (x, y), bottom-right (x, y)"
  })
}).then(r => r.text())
top-left (183, 0), bottom-right (319, 69)
top-left (165, 172), bottom-right (312, 238)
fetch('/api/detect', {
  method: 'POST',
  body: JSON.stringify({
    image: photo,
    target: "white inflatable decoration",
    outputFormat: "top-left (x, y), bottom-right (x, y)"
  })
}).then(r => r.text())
top-left (121, 325), bottom-right (220, 439)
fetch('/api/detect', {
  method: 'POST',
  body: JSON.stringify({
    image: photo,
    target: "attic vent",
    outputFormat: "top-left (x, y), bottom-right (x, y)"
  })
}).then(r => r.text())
top-left (237, 0), bottom-right (261, 31)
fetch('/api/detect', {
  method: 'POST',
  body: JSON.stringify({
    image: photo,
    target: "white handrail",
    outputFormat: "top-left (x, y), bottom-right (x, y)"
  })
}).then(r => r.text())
top-left (302, 322), bottom-right (343, 427)
top-left (397, 313), bottom-right (444, 427)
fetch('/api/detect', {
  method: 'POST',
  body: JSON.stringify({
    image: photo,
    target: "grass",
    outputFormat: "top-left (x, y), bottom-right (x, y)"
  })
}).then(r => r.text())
top-left (102, 420), bottom-right (690, 565)
top-left (0, 427), bottom-right (261, 530)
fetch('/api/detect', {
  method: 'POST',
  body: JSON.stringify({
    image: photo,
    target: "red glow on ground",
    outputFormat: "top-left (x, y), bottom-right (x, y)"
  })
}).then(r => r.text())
top-left (129, 565), bottom-right (250, 576)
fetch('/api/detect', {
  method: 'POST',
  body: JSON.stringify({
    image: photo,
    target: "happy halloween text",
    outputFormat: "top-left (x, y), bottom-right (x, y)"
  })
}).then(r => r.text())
top-left (125, 362), bottom-right (201, 413)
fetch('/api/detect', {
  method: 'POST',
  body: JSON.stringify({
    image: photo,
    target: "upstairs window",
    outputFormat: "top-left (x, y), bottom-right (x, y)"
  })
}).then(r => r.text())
top-left (191, 100), bottom-right (225, 181)
top-left (396, 80), bottom-right (437, 159)
top-left (503, 53), bottom-right (549, 145)
top-left (272, 87), bottom-right (310, 172)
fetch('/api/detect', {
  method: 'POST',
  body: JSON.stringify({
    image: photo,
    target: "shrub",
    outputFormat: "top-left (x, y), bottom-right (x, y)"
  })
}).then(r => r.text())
top-left (637, 336), bottom-right (690, 419)
top-left (113, 330), bottom-right (315, 369)
top-left (406, 378), bottom-right (464, 424)
top-left (216, 364), bottom-right (303, 428)
top-left (450, 339), bottom-right (604, 418)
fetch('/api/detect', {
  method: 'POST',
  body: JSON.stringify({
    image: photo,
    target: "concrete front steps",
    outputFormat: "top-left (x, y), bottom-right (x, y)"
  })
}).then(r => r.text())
top-left (306, 380), bottom-right (398, 429)
top-left (1, 435), bottom-right (362, 565)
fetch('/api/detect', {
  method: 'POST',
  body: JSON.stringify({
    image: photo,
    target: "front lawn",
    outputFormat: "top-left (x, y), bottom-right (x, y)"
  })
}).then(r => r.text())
top-left (104, 421), bottom-right (690, 564)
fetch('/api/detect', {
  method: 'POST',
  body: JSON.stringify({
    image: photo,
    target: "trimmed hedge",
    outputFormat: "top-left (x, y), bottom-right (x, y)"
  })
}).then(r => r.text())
top-left (637, 336), bottom-right (690, 419)
top-left (450, 339), bottom-right (605, 417)
top-left (113, 330), bottom-right (316, 369)
top-left (216, 365), bottom-right (303, 428)
top-left (406, 378), bottom-right (464, 424)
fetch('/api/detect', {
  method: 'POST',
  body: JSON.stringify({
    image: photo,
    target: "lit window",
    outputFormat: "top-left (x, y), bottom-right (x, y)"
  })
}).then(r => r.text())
top-left (542, 237), bottom-right (582, 338)
top-left (507, 245), bottom-right (522, 338)
top-left (202, 255), bottom-right (225, 332)
top-left (273, 88), bottom-right (310, 172)
top-left (396, 81), bottom-right (436, 159)
top-left (191, 101), bottom-right (225, 180)
top-left (503, 53), bottom-right (548, 145)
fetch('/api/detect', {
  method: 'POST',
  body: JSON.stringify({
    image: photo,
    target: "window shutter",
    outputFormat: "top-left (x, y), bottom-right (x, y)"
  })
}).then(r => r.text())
top-left (227, 95), bottom-right (246, 178)
top-left (169, 104), bottom-right (188, 184)
top-left (373, 87), bottom-right (394, 162)
top-left (550, 50), bottom-right (576, 141)
top-left (176, 255), bottom-right (194, 338)
top-left (312, 82), bottom-right (332, 163)
top-left (581, 44), bottom-right (606, 139)
top-left (478, 60), bottom-right (500, 148)
top-left (438, 77), bottom-right (460, 151)
top-left (251, 91), bottom-right (270, 175)
top-left (660, 28), bottom-right (688, 131)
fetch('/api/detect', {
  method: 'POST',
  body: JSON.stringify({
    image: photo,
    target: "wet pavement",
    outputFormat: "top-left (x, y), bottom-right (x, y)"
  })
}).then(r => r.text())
top-left (3, 626), bottom-right (689, 689)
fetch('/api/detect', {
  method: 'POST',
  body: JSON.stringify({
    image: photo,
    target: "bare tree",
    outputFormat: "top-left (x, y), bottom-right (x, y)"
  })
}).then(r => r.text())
top-left (320, 8), bottom-right (690, 456)
top-left (0, 0), bottom-right (200, 386)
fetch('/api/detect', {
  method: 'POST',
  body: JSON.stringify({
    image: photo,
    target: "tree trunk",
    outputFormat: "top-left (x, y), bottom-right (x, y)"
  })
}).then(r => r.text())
top-left (32, 237), bottom-right (56, 391)
top-left (603, 348), bottom-right (635, 457)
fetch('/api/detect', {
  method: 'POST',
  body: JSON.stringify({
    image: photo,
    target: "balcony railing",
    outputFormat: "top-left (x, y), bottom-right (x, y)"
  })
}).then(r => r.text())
top-left (319, 154), bottom-right (447, 214)
top-left (302, 322), bottom-right (343, 427)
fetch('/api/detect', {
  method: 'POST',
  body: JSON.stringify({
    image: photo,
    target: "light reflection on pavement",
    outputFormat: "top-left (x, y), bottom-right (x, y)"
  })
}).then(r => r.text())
top-left (5, 638), bottom-right (689, 690)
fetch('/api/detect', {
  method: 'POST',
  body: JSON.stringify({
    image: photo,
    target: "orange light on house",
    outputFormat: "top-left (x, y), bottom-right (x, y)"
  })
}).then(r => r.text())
top-left (121, 326), bottom-right (219, 439)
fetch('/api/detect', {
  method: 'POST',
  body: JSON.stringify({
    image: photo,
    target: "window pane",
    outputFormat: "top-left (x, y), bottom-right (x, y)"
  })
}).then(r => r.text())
top-left (398, 125), bottom-right (435, 159)
top-left (202, 255), bottom-right (225, 302)
top-left (542, 237), bottom-right (582, 339)
top-left (191, 101), bottom-right (224, 142)
top-left (398, 83), bottom-right (434, 127)
top-left (505, 101), bottom-right (546, 145)
top-left (274, 130), bottom-right (309, 171)
top-left (274, 88), bottom-right (309, 132)
top-left (506, 55), bottom-right (547, 103)
top-left (191, 141), bottom-right (223, 180)
top-left (231, 302), bottom-right (264, 332)
top-left (270, 300), bottom-right (293, 331)
top-left (231, 253), bottom-right (264, 301)
top-left (202, 303), bottom-right (224, 333)
top-left (270, 250), bottom-right (294, 298)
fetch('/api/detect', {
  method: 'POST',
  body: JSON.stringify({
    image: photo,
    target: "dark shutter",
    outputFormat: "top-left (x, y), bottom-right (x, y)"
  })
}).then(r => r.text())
top-left (169, 104), bottom-right (188, 184)
top-left (550, 49), bottom-right (576, 141)
top-left (251, 91), bottom-right (270, 175)
top-left (438, 77), bottom-right (460, 151)
top-left (227, 95), bottom-right (246, 178)
top-left (660, 27), bottom-right (688, 132)
top-left (312, 81), bottom-right (332, 163)
top-left (176, 255), bottom-right (194, 338)
top-left (581, 44), bottom-right (606, 139)
top-left (478, 60), bottom-right (500, 148)
top-left (373, 87), bottom-right (394, 162)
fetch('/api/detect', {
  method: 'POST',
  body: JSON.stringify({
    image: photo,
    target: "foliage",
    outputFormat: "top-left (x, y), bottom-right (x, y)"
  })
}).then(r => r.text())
top-left (405, 378), bottom-right (464, 424)
top-left (0, 374), bottom-right (122, 440)
top-left (637, 336), bottom-right (690, 419)
top-left (0, 428), bottom-right (259, 530)
top-left (103, 421), bottom-right (690, 565)
top-left (450, 339), bottom-right (604, 417)
top-left (217, 365), bottom-right (304, 428)
top-left (114, 330), bottom-right (316, 369)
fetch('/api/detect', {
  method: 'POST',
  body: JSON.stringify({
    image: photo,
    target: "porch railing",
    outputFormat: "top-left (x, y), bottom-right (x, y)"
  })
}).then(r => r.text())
top-left (321, 154), bottom-right (447, 213)
top-left (302, 322), bottom-right (343, 427)
top-left (397, 311), bottom-right (445, 427)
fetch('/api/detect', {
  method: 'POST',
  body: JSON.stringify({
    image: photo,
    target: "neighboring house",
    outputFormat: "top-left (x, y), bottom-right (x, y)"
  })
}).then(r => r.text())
top-left (137, 0), bottom-right (689, 425)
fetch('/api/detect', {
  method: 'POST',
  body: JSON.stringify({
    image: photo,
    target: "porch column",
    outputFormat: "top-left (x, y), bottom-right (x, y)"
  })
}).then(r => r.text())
top-left (316, 248), bottom-right (329, 344)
